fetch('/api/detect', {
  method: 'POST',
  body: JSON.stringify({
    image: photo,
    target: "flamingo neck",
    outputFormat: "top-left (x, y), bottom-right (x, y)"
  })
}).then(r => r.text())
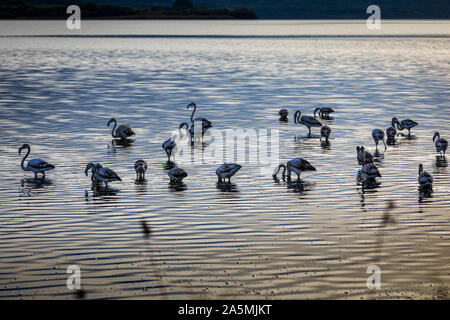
top-left (313, 108), bottom-right (320, 117)
top-left (189, 104), bottom-right (197, 124)
top-left (110, 119), bottom-right (118, 138)
top-left (294, 111), bottom-right (301, 124)
top-left (87, 162), bottom-right (97, 174)
top-left (21, 146), bottom-right (30, 171)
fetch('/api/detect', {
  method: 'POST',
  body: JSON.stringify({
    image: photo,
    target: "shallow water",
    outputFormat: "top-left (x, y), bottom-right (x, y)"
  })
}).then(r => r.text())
top-left (0, 20), bottom-right (449, 299)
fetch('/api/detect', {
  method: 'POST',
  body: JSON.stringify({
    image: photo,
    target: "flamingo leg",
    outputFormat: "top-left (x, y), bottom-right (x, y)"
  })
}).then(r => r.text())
top-left (382, 139), bottom-right (387, 150)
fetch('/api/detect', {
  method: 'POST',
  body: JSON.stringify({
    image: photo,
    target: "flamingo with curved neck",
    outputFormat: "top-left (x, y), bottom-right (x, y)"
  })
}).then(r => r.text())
top-left (107, 118), bottom-right (135, 140)
top-left (273, 158), bottom-right (316, 182)
top-left (85, 162), bottom-right (103, 184)
top-left (107, 118), bottom-right (118, 138)
top-left (84, 162), bottom-right (121, 188)
top-left (187, 102), bottom-right (213, 129)
top-left (19, 144), bottom-right (55, 179)
top-left (433, 132), bottom-right (448, 157)
top-left (294, 110), bottom-right (322, 137)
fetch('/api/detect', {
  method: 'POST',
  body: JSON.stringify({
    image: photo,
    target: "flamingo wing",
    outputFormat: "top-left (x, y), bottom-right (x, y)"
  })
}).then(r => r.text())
top-left (118, 125), bottom-right (135, 137)
top-left (302, 116), bottom-right (322, 126)
top-left (402, 119), bottom-right (418, 128)
top-left (98, 168), bottom-right (121, 181)
top-left (28, 158), bottom-right (55, 170)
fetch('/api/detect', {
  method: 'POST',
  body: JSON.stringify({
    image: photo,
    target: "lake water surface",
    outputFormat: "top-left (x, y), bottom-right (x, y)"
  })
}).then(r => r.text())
top-left (0, 20), bottom-right (449, 299)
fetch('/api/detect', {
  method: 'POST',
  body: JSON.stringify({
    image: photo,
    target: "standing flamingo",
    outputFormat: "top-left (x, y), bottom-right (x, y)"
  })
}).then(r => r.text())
top-left (392, 117), bottom-right (418, 137)
top-left (85, 163), bottom-right (122, 188)
top-left (360, 147), bottom-right (381, 181)
top-left (216, 163), bottom-right (242, 184)
top-left (356, 146), bottom-right (374, 165)
top-left (273, 158), bottom-right (316, 181)
top-left (418, 164), bottom-right (433, 189)
top-left (372, 129), bottom-right (387, 151)
top-left (433, 132), bottom-right (448, 157)
top-left (107, 118), bottom-right (135, 140)
top-left (294, 110), bottom-right (322, 137)
top-left (168, 167), bottom-right (188, 184)
top-left (134, 160), bottom-right (148, 181)
top-left (187, 102), bottom-right (213, 129)
top-left (162, 138), bottom-right (177, 162)
top-left (18, 144), bottom-right (55, 179)
top-left (320, 125), bottom-right (331, 142)
top-left (85, 162), bottom-right (103, 184)
top-left (386, 120), bottom-right (397, 144)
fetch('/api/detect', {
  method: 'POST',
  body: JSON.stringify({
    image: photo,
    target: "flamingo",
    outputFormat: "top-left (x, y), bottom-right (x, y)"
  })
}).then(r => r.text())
top-left (392, 117), bottom-right (418, 137)
top-left (418, 164), bottom-right (433, 189)
top-left (85, 163), bottom-right (121, 188)
top-left (216, 163), bottom-right (242, 184)
top-left (18, 144), bottom-right (55, 179)
top-left (320, 125), bottom-right (331, 142)
top-left (356, 146), bottom-right (374, 166)
top-left (134, 160), bottom-right (148, 180)
top-left (107, 118), bottom-right (135, 140)
top-left (85, 162), bottom-right (103, 184)
top-left (162, 138), bottom-right (177, 162)
top-left (279, 109), bottom-right (289, 122)
top-left (168, 167), bottom-right (188, 184)
top-left (433, 132), bottom-right (448, 157)
top-left (187, 102), bottom-right (213, 130)
top-left (294, 110), bottom-right (322, 137)
top-left (361, 147), bottom-right (381, 180)
top-left (273, 158), bottom-right (316, 181)
top-left (372, 129), bottom-right (387, 150)
top-left (386, 121), bottom-right (397, 144)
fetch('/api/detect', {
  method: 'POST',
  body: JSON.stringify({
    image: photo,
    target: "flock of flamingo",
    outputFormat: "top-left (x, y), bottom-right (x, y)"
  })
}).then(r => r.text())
top-left (18, 103), bottom-right (447, 196)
